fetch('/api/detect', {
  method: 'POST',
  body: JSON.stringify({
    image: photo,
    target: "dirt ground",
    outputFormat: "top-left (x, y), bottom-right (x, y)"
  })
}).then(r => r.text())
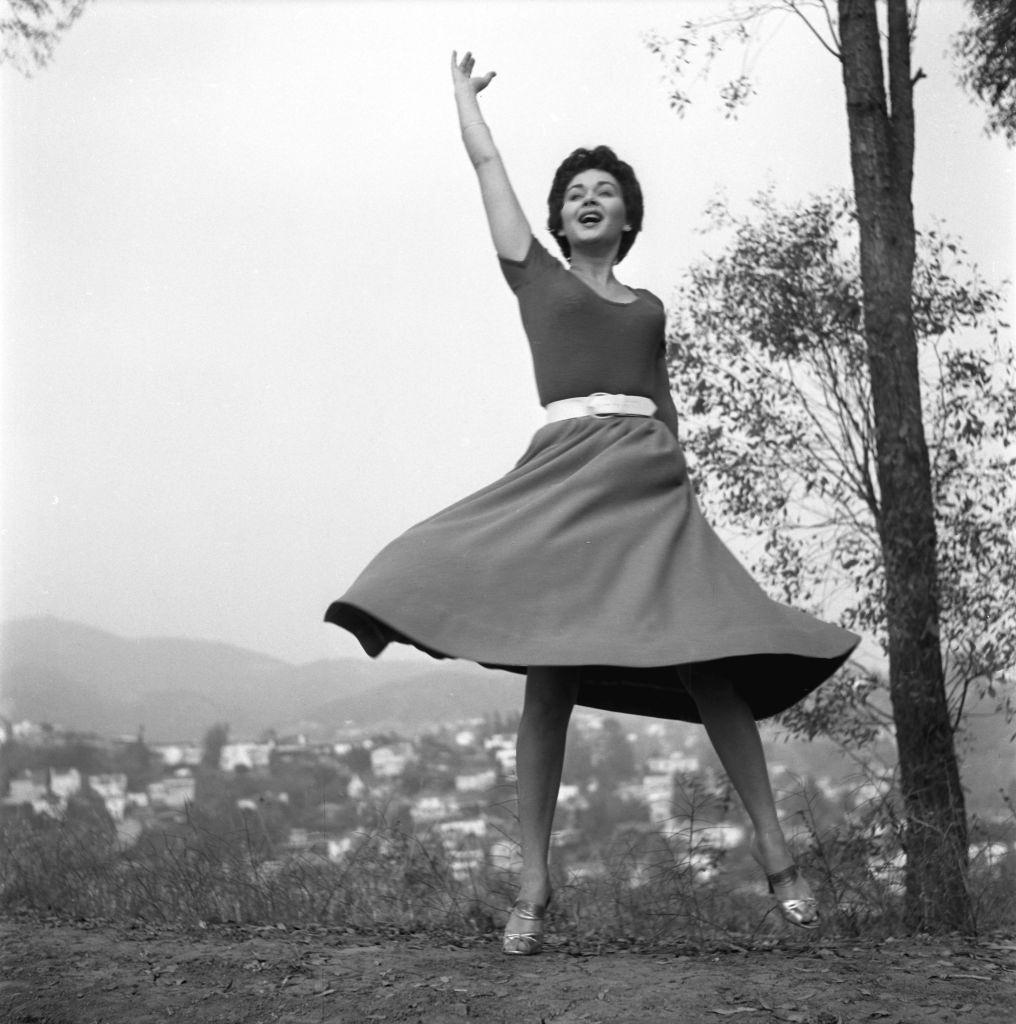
top-left (2, 915), bottom-right (1013, 1024)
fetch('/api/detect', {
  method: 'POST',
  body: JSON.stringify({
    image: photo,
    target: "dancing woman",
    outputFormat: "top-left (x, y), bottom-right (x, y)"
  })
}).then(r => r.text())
top-left (325, 52), bottom-right (859, 954)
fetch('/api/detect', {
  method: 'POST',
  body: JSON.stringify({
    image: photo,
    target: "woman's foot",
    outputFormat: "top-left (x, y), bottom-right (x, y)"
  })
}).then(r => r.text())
top-left (502, 881), bottom-right (552, 956)
top-left (751, 834), bottom-right (820, 929)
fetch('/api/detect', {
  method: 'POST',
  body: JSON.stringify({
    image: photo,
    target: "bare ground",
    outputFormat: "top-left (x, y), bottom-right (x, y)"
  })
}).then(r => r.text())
top-left (2, 915), bottom-right (1013, 1024)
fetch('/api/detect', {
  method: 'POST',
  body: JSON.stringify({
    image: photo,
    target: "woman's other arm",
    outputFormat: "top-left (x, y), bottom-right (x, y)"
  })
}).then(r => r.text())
top-left (451, 51), bottom-right (531, 261)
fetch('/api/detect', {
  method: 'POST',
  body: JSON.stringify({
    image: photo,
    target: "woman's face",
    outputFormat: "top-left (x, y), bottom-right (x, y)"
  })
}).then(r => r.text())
top-left (558, 169), bottom-right (629, 255)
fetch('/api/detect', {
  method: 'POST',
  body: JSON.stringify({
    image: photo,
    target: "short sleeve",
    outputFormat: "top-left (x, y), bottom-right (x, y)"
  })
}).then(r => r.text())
top-left (498, 236), bottom-right (564, 293)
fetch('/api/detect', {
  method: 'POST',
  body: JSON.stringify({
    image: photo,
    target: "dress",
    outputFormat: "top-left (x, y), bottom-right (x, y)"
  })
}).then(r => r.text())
top-left (325, 237), bottom-right (860, 722)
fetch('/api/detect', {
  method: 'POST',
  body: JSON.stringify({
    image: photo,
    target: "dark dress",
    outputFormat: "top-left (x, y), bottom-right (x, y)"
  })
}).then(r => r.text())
top-left (325, 238), bottom-right (860, 722)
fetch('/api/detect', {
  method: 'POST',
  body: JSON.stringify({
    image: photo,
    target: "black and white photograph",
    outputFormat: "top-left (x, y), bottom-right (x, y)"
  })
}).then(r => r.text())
top-left (2, 1), bottom-right (1014, 1021)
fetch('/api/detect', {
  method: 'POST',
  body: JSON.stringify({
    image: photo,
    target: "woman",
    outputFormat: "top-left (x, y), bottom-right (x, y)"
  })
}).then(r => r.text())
top-left (325, 53), bottom-right (860, 954)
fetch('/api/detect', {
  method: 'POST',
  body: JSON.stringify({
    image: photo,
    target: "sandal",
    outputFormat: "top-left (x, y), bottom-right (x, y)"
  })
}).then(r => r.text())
top-left (502, 896), bottom-right (551, 955)
top-left (764, 863), bottom-right (820, 930)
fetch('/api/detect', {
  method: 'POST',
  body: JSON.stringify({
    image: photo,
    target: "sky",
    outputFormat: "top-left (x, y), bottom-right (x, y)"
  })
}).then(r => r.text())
top-left (2, 0), bottom-right (1013, 666)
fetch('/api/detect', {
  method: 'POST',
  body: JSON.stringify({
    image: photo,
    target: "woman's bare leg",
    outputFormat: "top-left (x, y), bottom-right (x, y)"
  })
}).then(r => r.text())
top-left (682, 667), bottom-right (816, 910)
top-left (507, 667), bottom-right (578, 926)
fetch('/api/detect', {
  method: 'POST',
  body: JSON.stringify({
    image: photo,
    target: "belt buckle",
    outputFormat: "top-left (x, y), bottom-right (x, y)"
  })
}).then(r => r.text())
top-left (587, 392), bottom-right (617, 418)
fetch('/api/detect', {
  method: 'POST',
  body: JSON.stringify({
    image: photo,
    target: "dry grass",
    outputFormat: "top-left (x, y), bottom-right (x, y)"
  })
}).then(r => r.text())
top-left (2, 791), bottom-right (1013, 944)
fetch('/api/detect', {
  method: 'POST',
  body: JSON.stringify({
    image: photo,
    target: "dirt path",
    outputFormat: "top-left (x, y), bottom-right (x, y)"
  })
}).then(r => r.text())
top-left (2, 916), bottom-right (1013, 1024)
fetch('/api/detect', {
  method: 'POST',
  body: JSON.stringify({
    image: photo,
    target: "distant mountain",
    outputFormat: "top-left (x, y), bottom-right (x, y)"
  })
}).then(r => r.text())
top-left (2, 618), bottom-right (1010, 814)
top-left (0, 616), bottom-right (522, 741)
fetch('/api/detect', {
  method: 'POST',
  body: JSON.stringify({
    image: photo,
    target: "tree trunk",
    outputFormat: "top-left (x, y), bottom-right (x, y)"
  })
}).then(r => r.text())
top-left (837, 0), bottom-right (970, 931)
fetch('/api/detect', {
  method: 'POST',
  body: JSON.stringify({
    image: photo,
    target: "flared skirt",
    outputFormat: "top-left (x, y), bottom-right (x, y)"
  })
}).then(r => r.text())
top-left (325, 415), bottom-right (859, 722)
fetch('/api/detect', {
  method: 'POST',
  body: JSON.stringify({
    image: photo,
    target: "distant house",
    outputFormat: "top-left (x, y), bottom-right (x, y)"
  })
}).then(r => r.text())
top-left (447, 847), bottom-right (484, 882)
top-left (10, 721), bottom-right (48, 744)
top-left (411, 793), bottom-right (462, 825)
top-left (286, 828), bottom-right (330, 853)
top-left (3, 771), bottom-right (66, 819)
top-left (273, 741), bottom-right (341, 768)
top-left (6, 771), bottom-right (48, 805)
top-left (88, 773), bottom-right (128, 822)
top-left (455, 768), bottom-right (497, 793)
top-left (147, 775), bottom-right (195, 810)
top-left (489, 839), bottom-right (521, 872)
top-left (492, 747), bottom-right (517, 780)
top-left (49, 768), bottom-right (82, 801)
top-left (646, 751), bottom-right (700, 775)
top-left (483, 733), bottom-right (516, 753)
top-left (617, 773), bottom-right (674, 827)
top-left (221, 741), bottom-right (273, 772)
top-left (437, 817), bottom-right (487, 847)
top-left (695, 823), bottom-right (746, 850)
top-left (370, 742), bottom-right (417, 779)
top-left (152, 742), bottom-right (202, 768)
top-left (328, 835), bottom-right (355, 861)
top-left (557, 783), bottom-right (586, 809)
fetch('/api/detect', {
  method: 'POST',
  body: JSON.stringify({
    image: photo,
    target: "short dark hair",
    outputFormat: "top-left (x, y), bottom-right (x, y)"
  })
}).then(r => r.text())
top-left (546, 145), bottom-right (644, 264)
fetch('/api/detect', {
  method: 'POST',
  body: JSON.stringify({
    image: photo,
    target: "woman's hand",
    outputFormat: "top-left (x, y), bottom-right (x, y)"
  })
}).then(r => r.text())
top-left (450, 49), bottom-right (530, 260)
top-left (451, 50), bottom-right (496, 95)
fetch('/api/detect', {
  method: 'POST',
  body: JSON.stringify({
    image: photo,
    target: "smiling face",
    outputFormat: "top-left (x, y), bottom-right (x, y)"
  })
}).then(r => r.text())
top-left (558, 169), bottom-right (630, 258)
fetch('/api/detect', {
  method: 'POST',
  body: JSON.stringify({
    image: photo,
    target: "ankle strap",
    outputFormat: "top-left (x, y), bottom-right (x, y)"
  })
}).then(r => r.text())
top-left (766, 864), bottom-right (801, 888)
top-left (511, 899), bottom-right (548, 921)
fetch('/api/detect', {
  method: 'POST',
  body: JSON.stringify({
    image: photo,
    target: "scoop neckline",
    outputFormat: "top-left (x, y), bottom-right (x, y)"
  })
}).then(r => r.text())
top-left (567, 268), bottom-right (643, 306)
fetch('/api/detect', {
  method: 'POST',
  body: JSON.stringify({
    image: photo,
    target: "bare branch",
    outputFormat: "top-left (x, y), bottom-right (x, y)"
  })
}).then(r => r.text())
top-left (787, 0), bottom-right (842, 60)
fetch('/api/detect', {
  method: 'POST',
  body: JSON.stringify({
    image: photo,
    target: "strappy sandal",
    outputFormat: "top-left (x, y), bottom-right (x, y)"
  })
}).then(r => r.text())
top-left (502, 896), bottom-right (551, 955)
top-left (764, 863), bottom-right (820, 930)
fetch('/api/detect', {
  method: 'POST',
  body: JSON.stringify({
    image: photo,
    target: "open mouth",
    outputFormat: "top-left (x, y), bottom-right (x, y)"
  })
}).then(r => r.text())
top-left (578, 211), bottom-right (603, 226)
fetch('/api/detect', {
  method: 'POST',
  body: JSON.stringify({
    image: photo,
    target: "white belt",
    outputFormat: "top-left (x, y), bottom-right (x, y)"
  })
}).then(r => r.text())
top-left (545, 392), bottom-right (657, 423)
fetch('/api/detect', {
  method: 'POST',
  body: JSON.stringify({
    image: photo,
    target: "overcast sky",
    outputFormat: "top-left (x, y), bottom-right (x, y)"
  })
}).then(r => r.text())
top-left (2, 0), bottom-right (1013, 666)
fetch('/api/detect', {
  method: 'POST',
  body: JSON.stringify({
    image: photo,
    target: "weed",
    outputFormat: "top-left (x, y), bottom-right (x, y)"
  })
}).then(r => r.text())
top-left (2, 779), bottom-right (1012, 943)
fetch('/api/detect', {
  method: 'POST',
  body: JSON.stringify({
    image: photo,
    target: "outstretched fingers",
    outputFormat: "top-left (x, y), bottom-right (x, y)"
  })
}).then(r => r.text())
top-left (451, 49), bottom-right (474, 75)
top-left (452, 49), bottom-right (496, 93)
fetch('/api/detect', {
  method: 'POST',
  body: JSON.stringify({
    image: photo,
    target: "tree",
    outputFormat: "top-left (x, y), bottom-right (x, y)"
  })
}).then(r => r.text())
top-left (117, 732), bottom-right (157, 792)
top-left (0, 0), bottom-right (89, 75)
top-left (561, 727), bottom-right (594, 786)
top-left (954, 0), bottom-right (1016, 143)
top-left (594, 718), bottom-right (638, 782)
top-left (648, 0), bottom-right (986, 930)
top-left (200, 722), bottom-right (229, 771)
top-left (669, 188), bottom-right (1014, 750)
top-left (840, 0), bottom-right (969, 934)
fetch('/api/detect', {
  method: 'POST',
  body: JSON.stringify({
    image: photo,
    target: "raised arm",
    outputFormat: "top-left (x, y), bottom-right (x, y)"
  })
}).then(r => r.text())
top-left (451, 51), bottom-right (531, 261)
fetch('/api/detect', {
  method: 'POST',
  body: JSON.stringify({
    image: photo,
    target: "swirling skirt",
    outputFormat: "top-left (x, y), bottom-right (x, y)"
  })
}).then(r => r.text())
top-left (325, 415), bottom-right (859, 722)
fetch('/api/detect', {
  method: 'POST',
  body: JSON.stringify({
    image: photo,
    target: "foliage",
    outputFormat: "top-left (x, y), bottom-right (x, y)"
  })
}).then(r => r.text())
top-left (954, 0), bottom-right (1016, 144)
top-left (668, 188), bottom-right (1015, 742)
top-left (0, 732), bottom-right (161, 793)
top-left (593, 719), bottom-right (639, 781)
top-left (200, 722), bottom-right (229, 770)
top-left (3, 786), bottom-right (1012, 939)
top-left (644, 1), bottom-right (851, 121)
top-left (0, 0), bottom-right (88, 75)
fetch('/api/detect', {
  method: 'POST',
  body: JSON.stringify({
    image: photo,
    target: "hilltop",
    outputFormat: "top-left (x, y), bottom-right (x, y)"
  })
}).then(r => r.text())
top-left (0, 616), bottom-right (523, 741)
top-left (3, 916), bottom-right (1013, 1024)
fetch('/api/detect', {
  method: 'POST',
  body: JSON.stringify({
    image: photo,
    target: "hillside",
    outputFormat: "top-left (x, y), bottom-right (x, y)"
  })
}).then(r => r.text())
top-left (0, 616), bottom-right (522, 740)
top-left (1, 617), bottom-right (1011, 814)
